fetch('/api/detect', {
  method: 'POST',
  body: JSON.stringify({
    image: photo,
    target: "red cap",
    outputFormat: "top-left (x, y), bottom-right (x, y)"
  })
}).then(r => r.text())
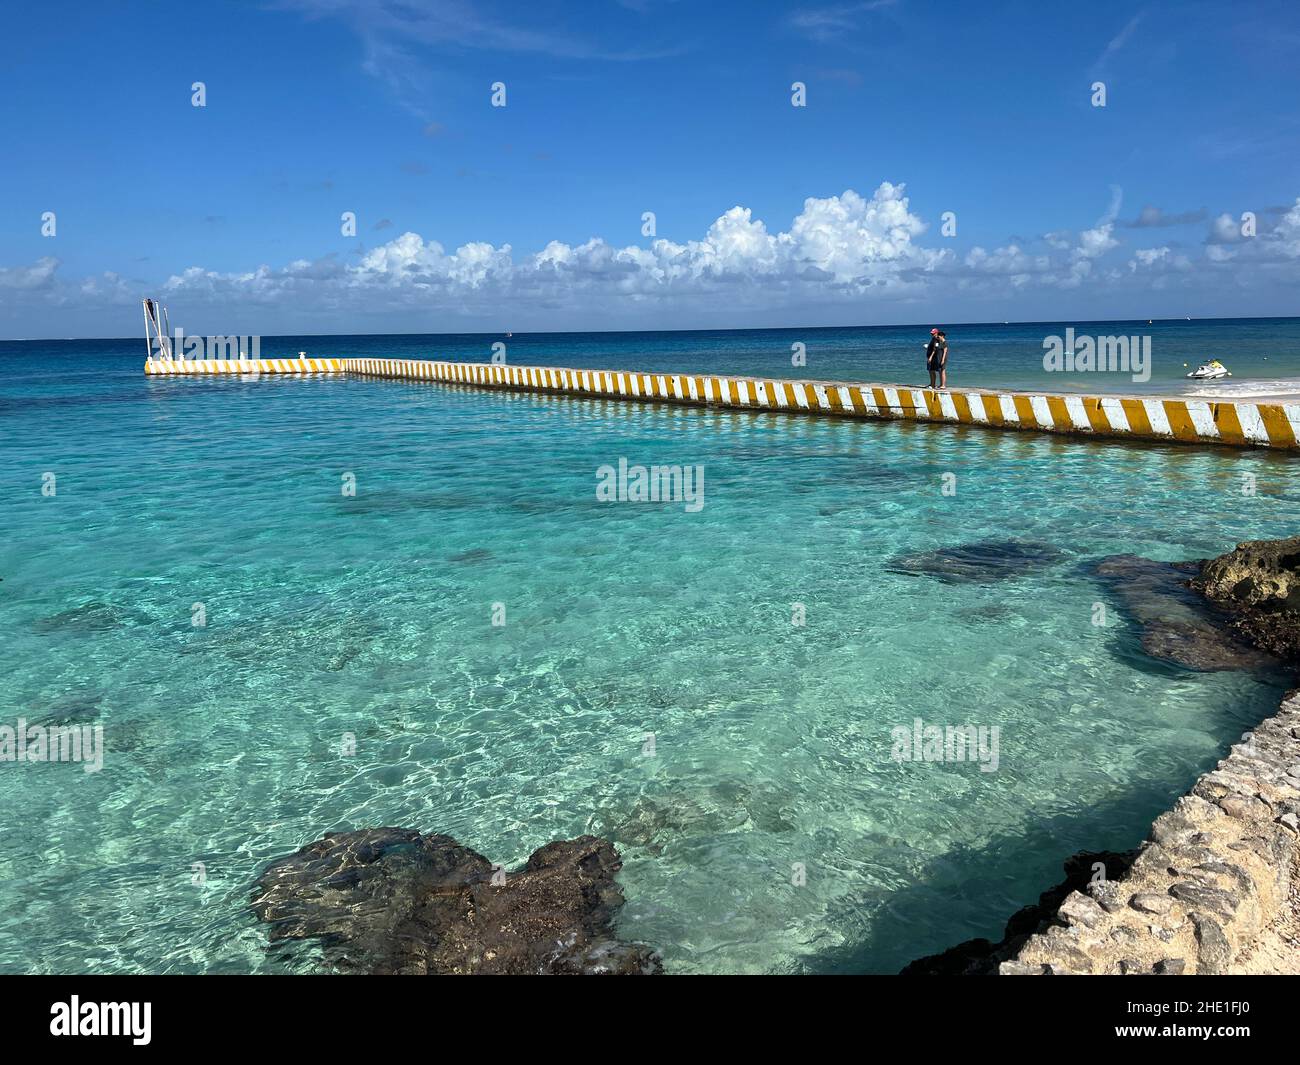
top-left (930, 328), bottom-right (939, 335)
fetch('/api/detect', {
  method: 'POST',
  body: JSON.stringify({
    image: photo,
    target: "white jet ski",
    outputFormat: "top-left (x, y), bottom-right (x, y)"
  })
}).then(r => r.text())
top-left (1186, 359), bottom-right (1231, 380)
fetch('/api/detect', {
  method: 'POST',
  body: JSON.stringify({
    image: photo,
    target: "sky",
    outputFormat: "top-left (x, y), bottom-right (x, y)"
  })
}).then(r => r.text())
top-left (1, 0), bottom-right (1298, 338)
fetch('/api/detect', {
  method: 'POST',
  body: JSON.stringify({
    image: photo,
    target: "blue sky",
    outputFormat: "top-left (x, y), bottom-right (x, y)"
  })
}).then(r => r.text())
top-left (1, 0), bottom-right (1298, 338)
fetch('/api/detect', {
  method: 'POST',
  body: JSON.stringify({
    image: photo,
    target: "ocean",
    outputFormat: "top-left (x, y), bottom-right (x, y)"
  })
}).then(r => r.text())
top-left (2, 319), bottom-right (1299, 974)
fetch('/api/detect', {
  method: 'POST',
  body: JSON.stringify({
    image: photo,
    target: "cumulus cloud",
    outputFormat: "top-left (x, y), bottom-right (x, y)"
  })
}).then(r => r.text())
top-left (155, 183), bottom-right (945, 313)
top-left (1073, 185), bottom-right (1123, 260)
top-left (0, 256), bottom-right (60, 290)
top-left (6, 187), bottom-right (1300, 332)
top-left (1275, 199), bottom-right (1300, 256)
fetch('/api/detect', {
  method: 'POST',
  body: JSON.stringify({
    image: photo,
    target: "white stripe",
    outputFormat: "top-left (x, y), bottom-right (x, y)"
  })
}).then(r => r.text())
top-left (1063, 396), bottom-right (1091, 431)
top-left (883, 388), bottom-right (903, 416)
top-left (1186, 401), bottom-right (1218, 439)
top-left (687, 377), bottom-right (700, 401)
top-left (1284, 405), bottom-right (1300, 440)
top-left (1000, 395), bottom-right (1018, 423)
top-left (1142, 398), bottom-right (1173, 438)
top-left (736, 380), bottom-right (751, 405)
top-left (1100, 398), bottom-right (1130, 433)
top-left (965, 393), bottom-right (988, 423)
top-left (1236, 404), bottom-right (1268, 443)
top-left (1029, 396), bottom-right (1053, 427)
top-left (938, 392), bottom-right (959, 420)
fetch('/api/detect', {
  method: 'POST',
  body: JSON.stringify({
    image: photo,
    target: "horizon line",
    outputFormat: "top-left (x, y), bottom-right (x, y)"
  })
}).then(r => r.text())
top-left (5, 313), bottom-right (1298, 344)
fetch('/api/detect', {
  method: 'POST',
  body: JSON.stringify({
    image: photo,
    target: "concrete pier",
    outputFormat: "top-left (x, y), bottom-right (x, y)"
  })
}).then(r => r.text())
top-left (145, 356), bottom-right (1300, 451)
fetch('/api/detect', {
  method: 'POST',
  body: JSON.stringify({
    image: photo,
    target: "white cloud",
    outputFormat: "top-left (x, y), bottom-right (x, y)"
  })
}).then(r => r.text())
top-left (1272, 198), bottom-right (1300, 256)
top-left (1076, 224), bottom-right (1119, 259)
top-left (0, 256), bottom-right (59, 290)
top-left (156, 182), bottom-right (941, 310)
top-left (7, 188), bottom-right (1300, 333)
top-left (1131, 247), bottom-right (1169, 269)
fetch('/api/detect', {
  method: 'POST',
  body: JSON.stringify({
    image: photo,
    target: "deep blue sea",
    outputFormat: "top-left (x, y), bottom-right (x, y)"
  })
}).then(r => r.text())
top-left (2, 320), bottom-right (1299, 974)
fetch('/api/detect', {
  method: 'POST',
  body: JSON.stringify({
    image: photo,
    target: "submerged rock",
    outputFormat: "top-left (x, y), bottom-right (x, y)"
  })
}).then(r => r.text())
top-left (251, 828), bottom-right (661, 975)
top-left (886, 540), bottom-right (1065, 584)
top-left (448, 547), bottom-right (493, 564)
top-left (590, 781), bottom-right (796, 855)
top-left (32, 601), bottom-right (151, 634)
top-left (1094, 554), bottom-right (1276, 672)
top-left (1190, 537), bottom-right (1300, 666)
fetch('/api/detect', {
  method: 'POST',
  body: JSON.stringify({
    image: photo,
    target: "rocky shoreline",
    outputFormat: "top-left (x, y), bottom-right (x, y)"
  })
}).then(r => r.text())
top-left (906, 537), bottom-right (1300, 976)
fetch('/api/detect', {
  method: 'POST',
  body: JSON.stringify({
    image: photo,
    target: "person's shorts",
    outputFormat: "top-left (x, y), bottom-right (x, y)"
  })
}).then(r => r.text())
top-left (927, 357), bottom-right (945, 372)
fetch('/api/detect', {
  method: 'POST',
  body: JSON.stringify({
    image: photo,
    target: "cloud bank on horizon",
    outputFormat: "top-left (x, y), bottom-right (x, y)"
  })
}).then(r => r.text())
top-left (5, 184), bottom-right (1300, 334)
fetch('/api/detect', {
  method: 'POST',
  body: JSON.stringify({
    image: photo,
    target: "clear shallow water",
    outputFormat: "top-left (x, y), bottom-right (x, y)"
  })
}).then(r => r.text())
top-left (1, 332), bottom-right (1299, 975)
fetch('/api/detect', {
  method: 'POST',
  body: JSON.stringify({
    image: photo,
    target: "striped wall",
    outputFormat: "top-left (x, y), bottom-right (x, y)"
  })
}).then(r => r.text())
top-left (144, 357), bottom-right (345, 375)
top-left (144, 356), bottom-right (1300, 451)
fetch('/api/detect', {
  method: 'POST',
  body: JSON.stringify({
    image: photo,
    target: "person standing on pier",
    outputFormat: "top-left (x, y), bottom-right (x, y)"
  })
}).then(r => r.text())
top-left (926, 328), bottom-right (949, 390)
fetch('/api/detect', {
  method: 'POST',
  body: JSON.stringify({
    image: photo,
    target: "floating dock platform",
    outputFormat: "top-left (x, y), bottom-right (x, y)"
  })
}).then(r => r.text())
top-left (144, 356), bottom-right (1300, 451)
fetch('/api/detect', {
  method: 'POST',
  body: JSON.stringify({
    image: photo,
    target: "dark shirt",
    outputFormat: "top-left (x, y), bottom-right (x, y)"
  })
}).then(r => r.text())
top-left (926, 336), bottom-right (947, 363)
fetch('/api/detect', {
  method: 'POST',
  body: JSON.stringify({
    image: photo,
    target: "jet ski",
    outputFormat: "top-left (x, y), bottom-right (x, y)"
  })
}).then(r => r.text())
top-left (1185, 359), bottom-right (1231, 380)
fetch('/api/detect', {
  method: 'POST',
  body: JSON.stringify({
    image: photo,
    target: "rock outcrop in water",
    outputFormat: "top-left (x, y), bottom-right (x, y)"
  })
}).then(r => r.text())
top-left (1093, 554), bottom-right (1277, 672)
top-left (1190, 537), bottom-right (1300, 667)
top-left (251, 828), bottom-right (661, 975)
top-left (886, 540), bottom-right (1065, 584)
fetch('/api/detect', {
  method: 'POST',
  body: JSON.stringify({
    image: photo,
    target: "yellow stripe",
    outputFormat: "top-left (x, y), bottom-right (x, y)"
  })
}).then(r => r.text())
top-left (1012, 395), bottom-right (1037, 426)
top-left (980, 394), bottom-right (1004, 425)
top-left (1162, 400), bottom-right (1200, 442)
top-left (921, 390), bottom-right (943, 419)
top-left (1212, 402), bottom-right (1246, 447)
top-left (1257, 404), bottom-right (1297, 447)
top-left (1078, 397), bottom-right (1109, 434)
top-left (1120, 399), bottom-right (1153, 438)
top-left (950, 392), bottom-right (973, 423)
top-left (1045, 395), bottom-right (1071, 430)
top-left (872, 387), bottom-right (891, 415)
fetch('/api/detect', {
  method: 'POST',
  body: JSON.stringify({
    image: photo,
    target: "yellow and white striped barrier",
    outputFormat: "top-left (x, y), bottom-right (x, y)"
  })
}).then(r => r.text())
top-left (146, 356), bottom-right (1300, 451)
top-left (144, 357), bottom-right (345, 375)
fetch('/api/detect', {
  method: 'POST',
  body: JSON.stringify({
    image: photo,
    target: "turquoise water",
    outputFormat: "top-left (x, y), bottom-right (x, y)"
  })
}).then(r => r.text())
top-left (2, 330), bottom-right (1299, 974)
